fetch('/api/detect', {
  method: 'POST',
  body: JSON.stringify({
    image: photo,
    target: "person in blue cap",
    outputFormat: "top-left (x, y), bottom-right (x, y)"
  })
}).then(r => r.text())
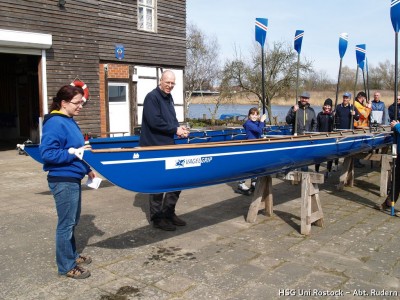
top-left (334, 92), bottom-right (359, 130)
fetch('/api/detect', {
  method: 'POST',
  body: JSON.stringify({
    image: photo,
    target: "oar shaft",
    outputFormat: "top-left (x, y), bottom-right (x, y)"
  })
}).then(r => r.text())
top-left (294, 54), bottom-right (300, 135)
top-left (261, 46), bottom-right (266, 115)
top-left (392, 32), bottom-right (399, 216)
top-left (366, 58), bottom-right (370, 101)
top-left (351, 67), bottom-right (359, 128)
top-left (334, 58), bottom-right (343, 130)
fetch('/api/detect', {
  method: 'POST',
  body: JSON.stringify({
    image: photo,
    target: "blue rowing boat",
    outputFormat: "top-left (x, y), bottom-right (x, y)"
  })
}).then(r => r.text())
top-left (73, 127), bottom-right (393, 193)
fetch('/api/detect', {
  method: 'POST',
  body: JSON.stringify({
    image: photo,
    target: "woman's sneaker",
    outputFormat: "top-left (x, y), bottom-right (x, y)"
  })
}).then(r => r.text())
top-left (66, 265), bottom-right (90, 279)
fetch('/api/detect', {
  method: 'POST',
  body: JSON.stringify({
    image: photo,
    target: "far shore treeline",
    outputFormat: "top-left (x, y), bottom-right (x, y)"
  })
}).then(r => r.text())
top-left (190, 90), bottom-right (395, 107)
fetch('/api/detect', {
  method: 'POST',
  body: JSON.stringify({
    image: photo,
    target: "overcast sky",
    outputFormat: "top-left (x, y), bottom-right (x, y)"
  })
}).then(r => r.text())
top-left (187, 0), bottom-right (394, 79)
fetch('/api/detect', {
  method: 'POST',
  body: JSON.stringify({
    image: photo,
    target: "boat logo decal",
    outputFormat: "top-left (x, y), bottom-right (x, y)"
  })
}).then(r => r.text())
top-left (165, 155), bottom-right (213, 169)
top-left (133, 153), bottom-right (140, 159)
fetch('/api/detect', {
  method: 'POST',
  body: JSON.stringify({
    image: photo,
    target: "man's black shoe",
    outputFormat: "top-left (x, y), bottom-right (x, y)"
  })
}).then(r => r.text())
top-left (153, 218), bottom-right (176, 231)
top-left (168, 214), bottom-right (187, 226)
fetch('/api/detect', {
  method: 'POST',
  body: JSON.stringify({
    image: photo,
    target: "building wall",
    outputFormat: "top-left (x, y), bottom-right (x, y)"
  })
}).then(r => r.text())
top-left (0, 0), bottom-right (186, 137)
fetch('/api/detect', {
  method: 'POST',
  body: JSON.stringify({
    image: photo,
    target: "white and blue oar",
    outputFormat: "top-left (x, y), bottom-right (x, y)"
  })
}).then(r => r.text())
top-left (351, 44), bottom-right (366, 127)
top-left (390, 0), bottom-right (400, 216)
top-left (294, 30), bottom-right (304, 136)
top-left (359, 56), bottom-right (367, 96)
top-left (255, 18), bottom-right (268, 117)
top-left (334, 33), bottom-right (348, 129)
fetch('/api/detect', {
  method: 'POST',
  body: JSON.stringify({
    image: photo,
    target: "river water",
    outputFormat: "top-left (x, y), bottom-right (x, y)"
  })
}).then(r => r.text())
top-left (188, 104), bottom-right (322, 123)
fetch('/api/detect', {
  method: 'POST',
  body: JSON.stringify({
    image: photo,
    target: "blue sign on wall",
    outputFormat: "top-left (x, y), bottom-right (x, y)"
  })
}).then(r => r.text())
top-left (115, 44), bottom-right (124, 60)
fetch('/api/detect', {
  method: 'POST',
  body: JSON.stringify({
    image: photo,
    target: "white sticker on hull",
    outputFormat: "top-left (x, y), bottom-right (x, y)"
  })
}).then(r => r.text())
top-left (165, 156), bottom-right (213, 169)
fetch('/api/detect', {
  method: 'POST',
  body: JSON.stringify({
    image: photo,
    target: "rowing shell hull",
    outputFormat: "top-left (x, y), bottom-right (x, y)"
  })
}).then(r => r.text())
top-left (81, 129), bottom-right (393, 193)
top-left (22, 126), bottom-right (291, 163)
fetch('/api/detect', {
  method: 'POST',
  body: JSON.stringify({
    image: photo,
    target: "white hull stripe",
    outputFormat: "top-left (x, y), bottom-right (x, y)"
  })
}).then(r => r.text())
top-left (100, 136), bottom-right (384, 165)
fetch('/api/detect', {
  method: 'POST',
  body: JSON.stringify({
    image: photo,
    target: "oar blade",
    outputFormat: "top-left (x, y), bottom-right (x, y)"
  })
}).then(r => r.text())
top-left (294, 30), bottom-right (304, 54)
top-left (359, 60), bottom-right (365, 71)
top-left (355, 44), bottom-right (366, 66)
top-left (255, 18), bottom-right (268, 47)
top-left (338, 33), bottom-right (348, 58)
top-left (391, 0), bottom-right (400, 32)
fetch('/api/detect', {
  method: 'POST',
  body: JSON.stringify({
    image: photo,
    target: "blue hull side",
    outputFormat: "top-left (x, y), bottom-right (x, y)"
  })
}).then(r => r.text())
top-left (81, 131), bottom-right (392, 193)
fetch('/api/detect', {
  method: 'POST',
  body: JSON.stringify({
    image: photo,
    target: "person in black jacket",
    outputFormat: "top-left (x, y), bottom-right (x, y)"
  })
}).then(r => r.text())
top-left (334, 92), bottom-right (364, 168)
top-left (315, 98), bottom-right (335, 176)
top-left (334, 92), bottom-right (359, 130)
top-left (139, 70), bottom-right (189, 231)
top-left (388, 96), bottom-right (400, 122)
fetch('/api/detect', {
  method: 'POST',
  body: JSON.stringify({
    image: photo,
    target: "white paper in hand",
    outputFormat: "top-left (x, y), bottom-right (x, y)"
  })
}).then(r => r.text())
top-left (86, 177), bottom-right (102, 189)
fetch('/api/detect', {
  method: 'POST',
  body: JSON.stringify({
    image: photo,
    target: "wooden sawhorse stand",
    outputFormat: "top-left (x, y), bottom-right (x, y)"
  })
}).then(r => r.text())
top-left (246, 172), bottom-right (325, 235)
top-left (337, 150), bottom-right (392, 197)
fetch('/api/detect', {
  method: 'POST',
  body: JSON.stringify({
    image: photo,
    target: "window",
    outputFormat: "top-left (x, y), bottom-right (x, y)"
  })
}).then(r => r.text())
top-left (138, 0), bottom-right (156, 32)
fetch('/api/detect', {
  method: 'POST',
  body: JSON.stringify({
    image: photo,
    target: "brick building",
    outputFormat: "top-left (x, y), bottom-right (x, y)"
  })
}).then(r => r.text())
top-left (0, 0), bottom-right (186, 146)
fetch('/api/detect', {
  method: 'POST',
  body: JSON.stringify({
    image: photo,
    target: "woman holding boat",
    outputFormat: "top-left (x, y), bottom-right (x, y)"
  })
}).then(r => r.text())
top-left (237, 107), bottom-right (266, 193)
top-left (39, 85), bottom-right (95, 279)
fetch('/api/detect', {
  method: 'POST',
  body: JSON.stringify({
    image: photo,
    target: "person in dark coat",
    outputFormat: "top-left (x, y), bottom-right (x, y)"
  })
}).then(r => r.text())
top-left (286, 91), bottom-right (317, 134)
top-left (334, 92), bottom-right (359, 130)
top-left (139, 70), bottom-right (189, 231)
top-left (388, 96), bottom-right (400, 122)
top-left (315, 98), bottom-right (335, 176)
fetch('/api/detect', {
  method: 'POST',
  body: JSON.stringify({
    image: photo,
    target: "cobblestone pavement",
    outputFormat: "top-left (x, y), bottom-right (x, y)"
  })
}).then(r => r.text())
top-left (1, 149), bottom-right (400, 299)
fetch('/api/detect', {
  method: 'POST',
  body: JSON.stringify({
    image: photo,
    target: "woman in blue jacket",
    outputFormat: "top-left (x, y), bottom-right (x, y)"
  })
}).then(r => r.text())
top-left (39, 85), bottom-right (96, 279)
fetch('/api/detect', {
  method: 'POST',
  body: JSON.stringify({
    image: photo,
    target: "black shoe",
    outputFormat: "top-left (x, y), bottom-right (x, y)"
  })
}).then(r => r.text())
top-left (153, 218), bottom-right (176, 231)
top-left (168, 214), bottom-right (187, 226)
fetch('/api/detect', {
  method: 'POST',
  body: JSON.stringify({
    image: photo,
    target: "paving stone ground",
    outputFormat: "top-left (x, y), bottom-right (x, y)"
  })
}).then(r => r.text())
top-left (1, 149), bottom-right (400, 300)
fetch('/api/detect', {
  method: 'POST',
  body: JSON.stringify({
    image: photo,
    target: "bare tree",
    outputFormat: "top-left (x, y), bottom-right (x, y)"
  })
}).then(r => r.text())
top-left (303, 70), bottom-right (334, 91)
top-left (223, 41), bottom-right (312, 124)
top-left (185, 23), bottom-right (221, 117)
top-left (372, 60), bottom-right (395, 90)
top-left (337, 66), bottom-right (356, 92)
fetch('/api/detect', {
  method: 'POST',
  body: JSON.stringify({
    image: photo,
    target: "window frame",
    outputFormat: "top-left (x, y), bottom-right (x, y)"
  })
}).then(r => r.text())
top-left (137, 0), bottom-right (157, 33)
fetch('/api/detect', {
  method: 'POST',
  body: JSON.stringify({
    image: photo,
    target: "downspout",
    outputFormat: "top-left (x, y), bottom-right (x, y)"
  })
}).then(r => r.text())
top-left (39, 49), bottom-right (48, 139)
